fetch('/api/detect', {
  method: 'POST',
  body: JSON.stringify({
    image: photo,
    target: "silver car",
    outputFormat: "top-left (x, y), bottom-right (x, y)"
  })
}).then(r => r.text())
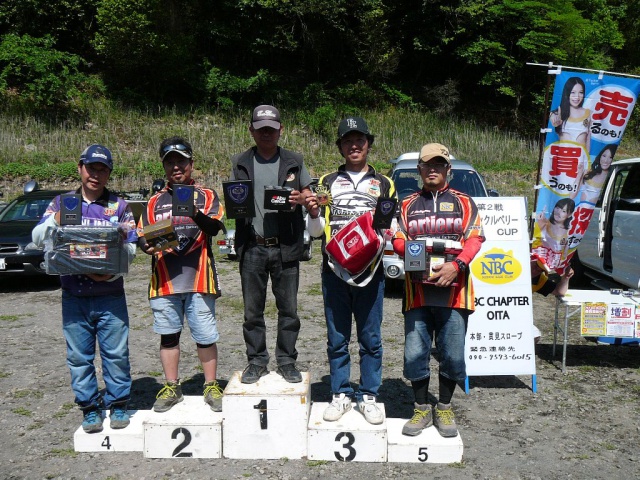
top-left (383, 152), bottom-right (498, 282)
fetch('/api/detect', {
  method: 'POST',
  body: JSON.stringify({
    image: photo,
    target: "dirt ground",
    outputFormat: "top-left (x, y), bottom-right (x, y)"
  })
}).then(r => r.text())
top-left (1, 243), bottom-right (639, 480)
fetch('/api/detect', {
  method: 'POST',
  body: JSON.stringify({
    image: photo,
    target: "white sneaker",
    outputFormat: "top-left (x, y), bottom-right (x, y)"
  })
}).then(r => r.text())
top-left (323, 393), bottom-right (352, 421)
top-left (357, 394), bottom-right (384, 425)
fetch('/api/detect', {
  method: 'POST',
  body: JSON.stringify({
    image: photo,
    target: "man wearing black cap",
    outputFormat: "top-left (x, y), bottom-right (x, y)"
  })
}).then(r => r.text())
top-left (305, 117), bottom-right (396, 425)
top-left (32, 144), bottom-right (138, 434)
top-left (231, 105), bottom-right (314, 384)
top-left (137, 136), bottom-right (226, 413)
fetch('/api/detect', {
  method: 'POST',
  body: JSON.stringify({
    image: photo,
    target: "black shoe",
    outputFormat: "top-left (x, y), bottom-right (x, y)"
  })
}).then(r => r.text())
top-left (241, 364), bottom-right (269, 384)
top-left (277, 363), bottom-right (302, 383)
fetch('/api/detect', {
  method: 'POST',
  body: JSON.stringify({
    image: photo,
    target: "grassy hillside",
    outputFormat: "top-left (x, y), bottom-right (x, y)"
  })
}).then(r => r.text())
top-left (2, 101), bottom-right (639, 209)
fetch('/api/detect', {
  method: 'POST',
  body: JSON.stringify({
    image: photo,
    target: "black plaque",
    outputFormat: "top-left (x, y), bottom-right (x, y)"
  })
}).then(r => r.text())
top-left (172, 184), bottom-right (195, 217)
top-left (372, 197), bottom-right (397, 229)
top-left (59, 194), bottom-right (82, 225)
top-left (264, 186), bottom-right (294, 211)
top-left (222, 180), bottom-right (255, 219)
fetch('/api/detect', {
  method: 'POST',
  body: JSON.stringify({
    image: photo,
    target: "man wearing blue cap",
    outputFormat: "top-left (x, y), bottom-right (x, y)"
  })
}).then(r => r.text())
top-left (32, 144), bottom-right (138, 433)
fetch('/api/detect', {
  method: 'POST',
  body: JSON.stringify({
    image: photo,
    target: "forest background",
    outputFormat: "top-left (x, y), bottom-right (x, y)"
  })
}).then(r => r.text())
top-left (1, 0), bottom-right (640, 200)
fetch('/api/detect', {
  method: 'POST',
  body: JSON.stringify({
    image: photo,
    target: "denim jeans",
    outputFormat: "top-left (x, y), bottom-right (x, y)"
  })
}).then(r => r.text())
top-left (240, 244), bottom-right (300, 366)
top-left (150, 293), bottom-right (219, 344)
top-left (322, 268), bottom-right (384, 401)
top-left (403, 306), bottom-right (468, 382)
top-left (61, 291), bottom-right (131, 409)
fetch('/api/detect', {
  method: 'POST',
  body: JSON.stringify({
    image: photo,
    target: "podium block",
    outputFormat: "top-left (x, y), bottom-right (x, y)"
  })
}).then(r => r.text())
top-left (74, 409), bottom-right (147, 452)
top-left (222, 371), bottom-right (310, 459)
top-left (143, 396), bottom-right (222, 458)
top-left (386, 418), bottom-right (463, 463)
top-left (307, 402), bottom-right (387, 462)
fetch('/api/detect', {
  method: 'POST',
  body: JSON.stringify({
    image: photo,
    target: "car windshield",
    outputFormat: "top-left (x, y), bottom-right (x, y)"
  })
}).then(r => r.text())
top-left (392, 169), bottom-right (488, 200)
top-left (0, 197), bottom-right (52, 222)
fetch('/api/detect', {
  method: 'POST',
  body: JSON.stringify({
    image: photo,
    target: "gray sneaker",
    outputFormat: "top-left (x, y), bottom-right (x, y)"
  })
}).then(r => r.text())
top-left (203, 380), bottom-right (223, 412)
top-left (323, 393), bottom-right (352, 421)
top-left (357, 394), bottom-right (384, 425)
top-left (153, 381), bottom-right (184, 413)
top-left (402, 403), bottom-right (433, 436)
top-left (434, 402), bottom-right (458, 437)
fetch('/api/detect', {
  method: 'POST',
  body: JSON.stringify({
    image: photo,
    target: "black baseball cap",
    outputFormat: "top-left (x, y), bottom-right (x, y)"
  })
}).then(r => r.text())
top-left (336, 117), bottom-right (375, 145)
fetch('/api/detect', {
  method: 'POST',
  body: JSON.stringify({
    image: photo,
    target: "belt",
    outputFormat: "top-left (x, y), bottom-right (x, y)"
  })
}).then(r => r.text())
top-left (255, 234), bottom-right (279, 247)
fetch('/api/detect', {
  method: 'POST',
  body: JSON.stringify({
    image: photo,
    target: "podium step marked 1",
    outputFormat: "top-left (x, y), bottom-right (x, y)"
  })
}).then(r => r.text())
top-left (73, 371), bottom-right (463, 463)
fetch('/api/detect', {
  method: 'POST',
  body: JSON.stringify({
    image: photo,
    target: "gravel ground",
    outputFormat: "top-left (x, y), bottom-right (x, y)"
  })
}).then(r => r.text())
top-left (1, 244), bottom-right (639, 480)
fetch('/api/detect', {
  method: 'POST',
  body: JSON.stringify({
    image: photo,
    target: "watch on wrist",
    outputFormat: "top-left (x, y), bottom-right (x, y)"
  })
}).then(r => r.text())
top-left (454, 258), bottom-right (466, 271)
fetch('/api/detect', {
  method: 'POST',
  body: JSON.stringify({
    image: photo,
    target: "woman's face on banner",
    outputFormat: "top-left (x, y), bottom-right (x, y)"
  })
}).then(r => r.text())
top-left (553, 204), bottom-right (570, 223)
top-left (600, 148), bottom-right (614, 170)
top-left (569, 83), bottom-right (584, 108)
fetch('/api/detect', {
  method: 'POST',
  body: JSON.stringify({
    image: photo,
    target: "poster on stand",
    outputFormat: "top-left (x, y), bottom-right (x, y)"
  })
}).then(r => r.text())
top-left (465, 197), bottom-right (536, 376)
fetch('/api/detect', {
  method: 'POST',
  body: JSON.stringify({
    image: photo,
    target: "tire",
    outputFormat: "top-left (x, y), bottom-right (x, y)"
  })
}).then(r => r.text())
top-left (227, 254), bottom-right (238, 261)
top-left (301, 245), bottom-right (312, 261)
top-left (569, 252), bottom-right (591, 289)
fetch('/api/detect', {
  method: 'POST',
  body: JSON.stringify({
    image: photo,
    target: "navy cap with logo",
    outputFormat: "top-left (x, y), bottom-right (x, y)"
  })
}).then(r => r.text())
top-left (252, 105), bottom-right (281, 129)
top-left (336, 117), bottom-right (375, 145)
top-left (80, 144), bottom-right (113, 170)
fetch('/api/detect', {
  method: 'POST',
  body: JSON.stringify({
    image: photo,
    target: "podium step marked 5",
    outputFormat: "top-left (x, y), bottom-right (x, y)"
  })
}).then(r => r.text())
top-left (73, 371), bottom-right (464, 463)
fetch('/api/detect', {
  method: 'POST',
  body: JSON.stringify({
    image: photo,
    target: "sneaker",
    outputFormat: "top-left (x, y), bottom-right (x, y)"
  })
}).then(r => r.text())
top-left (153, 381), bottom-right (184, 413)
top-left (323, 393), bottom-right (352, 421)
top-left (203, 380), bottom-right (224, 412)
top-left (402, 403), bottom-right (433, 436)
top-left (109, 406), bottom-right (130, 429)
top-left (276, 363), bottom-right (302, 383)
top-left (241, 364), bottom-right (269, 384)
top-left (434, 402), bottom-right (458, 437)
top-left (357, 394), bottom-right (384, 425)
top-left (82, 409), bottom-right (103, 433)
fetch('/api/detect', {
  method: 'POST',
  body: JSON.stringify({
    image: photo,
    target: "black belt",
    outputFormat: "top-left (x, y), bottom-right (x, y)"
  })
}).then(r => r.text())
top-left (255, 235), bottom-right (279, 246)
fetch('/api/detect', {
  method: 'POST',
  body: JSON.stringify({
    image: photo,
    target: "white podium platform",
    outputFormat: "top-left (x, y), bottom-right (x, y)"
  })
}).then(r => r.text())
top-left (143, 396), bottom-right (223, 458)
top-left (74, 409), bottom-right (147, 452)
top-left (222, 370), bottom-right (311, 459)
top-left (307, 402), bottom-right (387, 462)
top-left (386, 418), bottom-right (463, 463)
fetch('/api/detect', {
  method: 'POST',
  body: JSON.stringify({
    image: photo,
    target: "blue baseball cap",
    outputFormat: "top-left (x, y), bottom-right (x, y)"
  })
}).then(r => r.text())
top-left (80, 144), bottom-right (113, 170)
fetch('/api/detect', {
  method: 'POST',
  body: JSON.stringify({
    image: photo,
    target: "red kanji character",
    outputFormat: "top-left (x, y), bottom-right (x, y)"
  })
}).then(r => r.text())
top-left (593, 90), bottom-right (633, 127)
top-left (549, 145), bottom-right (582, 178)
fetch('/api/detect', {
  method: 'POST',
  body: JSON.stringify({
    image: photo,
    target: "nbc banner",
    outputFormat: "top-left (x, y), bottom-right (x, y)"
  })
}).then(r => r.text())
top-left (532, 71), bottom-right (640, 272)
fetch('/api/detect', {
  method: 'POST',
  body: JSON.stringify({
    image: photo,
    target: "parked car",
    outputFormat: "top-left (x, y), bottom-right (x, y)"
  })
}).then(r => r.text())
top-left (0, 181), bottom-right (66, 276)
top-left (570, 157), bottom-right (640, 290)
top-left (383, 152), bottom-right (499, 283)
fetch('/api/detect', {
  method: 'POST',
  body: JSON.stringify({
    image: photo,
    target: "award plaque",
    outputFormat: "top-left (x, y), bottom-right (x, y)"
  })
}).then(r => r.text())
top-left (59, 194), bottom-right (82, 225)
top-left (222, 180), bottom-right (255, 219)
top-left (264, 186), bottom-right (295, 211)
top-left (172, 184), bottom-right (195, 217)
top-left (372, 197), bottom-right (397, 229)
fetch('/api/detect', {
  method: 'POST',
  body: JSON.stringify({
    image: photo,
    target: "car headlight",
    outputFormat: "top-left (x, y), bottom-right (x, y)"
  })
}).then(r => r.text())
top-left (24, 242), bottom-right (43, 252)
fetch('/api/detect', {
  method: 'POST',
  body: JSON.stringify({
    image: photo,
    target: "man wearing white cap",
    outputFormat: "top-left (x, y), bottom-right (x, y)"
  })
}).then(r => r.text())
top-left (392, 143), bottom-right (485, 438)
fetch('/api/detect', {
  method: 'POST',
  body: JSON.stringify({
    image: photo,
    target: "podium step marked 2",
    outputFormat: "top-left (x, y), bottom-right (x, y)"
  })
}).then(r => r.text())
top-left (73, 371), bottom-right (463, 463)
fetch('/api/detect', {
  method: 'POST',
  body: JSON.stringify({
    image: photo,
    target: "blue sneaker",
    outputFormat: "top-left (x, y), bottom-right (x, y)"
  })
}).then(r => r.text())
top-left (82, 409), bottom-right (103, 433)
top-left (110, 406), bottom-right (130, 429)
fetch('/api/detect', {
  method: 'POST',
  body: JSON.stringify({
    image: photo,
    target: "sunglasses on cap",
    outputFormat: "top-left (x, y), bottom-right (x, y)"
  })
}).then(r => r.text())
top-left (161, 144), bottom-right (192, 156)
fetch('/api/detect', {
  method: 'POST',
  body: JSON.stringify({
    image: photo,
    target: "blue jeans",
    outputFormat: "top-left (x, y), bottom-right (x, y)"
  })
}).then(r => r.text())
top-left (150, 293), bottom-right (219, 344)
top-left (61, 291), bottom-right (131, 409)
top-left (322, 268), bottom-right (384, 401)
top-left (240, 245), bottom-right (300, 366)
top-left (403, 306), bottom-right (468, 382)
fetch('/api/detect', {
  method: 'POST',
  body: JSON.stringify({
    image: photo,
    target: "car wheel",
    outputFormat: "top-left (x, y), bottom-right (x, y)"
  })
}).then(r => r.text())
top-left (227, 254), bottom-right (238, 261)
top-left (569, 252), bottom-right (590, 289)
top-left (301, 245), bottom-right (312, 261)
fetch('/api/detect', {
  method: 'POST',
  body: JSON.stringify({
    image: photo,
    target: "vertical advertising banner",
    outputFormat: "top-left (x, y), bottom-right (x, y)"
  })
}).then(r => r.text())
top-left (466, 197), bottom-right (536, 376)
top-left (532, 72), bottom-right (640, 272)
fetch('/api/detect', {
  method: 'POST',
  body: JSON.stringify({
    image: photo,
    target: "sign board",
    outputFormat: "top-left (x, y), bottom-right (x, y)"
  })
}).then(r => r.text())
top-left (465, 197), bottom-right (536, 376)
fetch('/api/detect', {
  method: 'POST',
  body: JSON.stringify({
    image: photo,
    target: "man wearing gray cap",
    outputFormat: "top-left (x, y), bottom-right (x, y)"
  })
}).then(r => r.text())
top-left (231, 105), bottom-right (314, 384)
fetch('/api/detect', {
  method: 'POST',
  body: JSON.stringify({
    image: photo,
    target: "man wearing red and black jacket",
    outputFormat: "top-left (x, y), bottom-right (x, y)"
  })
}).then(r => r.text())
top-left (137, 136), bottom-right (226, 414)
top-left (392, 143), bottom-right (484, 438)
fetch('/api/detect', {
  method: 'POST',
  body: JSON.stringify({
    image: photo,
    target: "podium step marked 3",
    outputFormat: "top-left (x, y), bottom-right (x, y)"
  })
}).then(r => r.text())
top-left (73, 371), bottom-right (464, 463)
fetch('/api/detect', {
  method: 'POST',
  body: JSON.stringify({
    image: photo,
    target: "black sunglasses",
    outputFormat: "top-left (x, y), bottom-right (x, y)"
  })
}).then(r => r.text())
top-left (161, 144), bottom-right (192, 155)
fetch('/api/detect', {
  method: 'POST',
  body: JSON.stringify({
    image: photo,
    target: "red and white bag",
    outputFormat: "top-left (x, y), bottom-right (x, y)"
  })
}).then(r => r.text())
top-left (325, 211), bottom-right (384, 286)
